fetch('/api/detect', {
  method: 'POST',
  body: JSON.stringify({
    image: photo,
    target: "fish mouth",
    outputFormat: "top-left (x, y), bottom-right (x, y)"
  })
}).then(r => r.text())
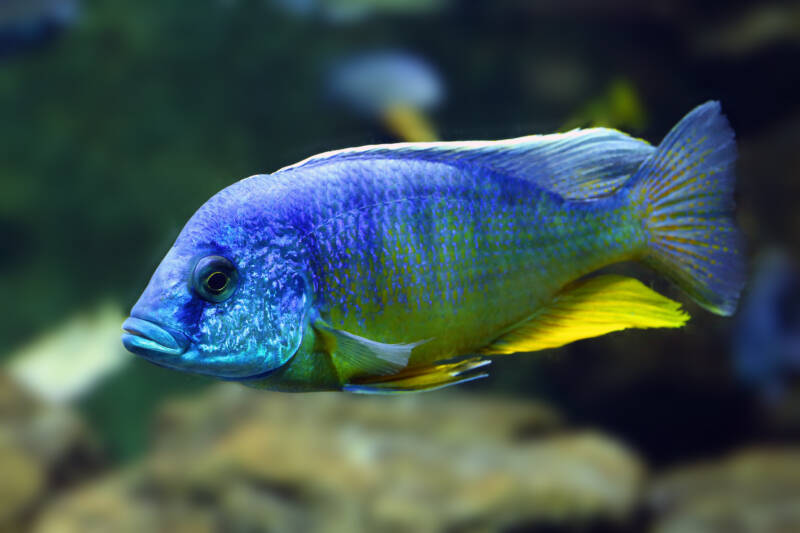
top-left (121, 317), bottom-right (188, 358)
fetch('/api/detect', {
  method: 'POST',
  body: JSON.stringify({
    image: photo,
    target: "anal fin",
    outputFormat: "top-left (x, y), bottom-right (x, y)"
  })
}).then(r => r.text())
top-left (482, 275), bottom-right (690, 355)
top-left (344, 357), bottom-right (491, 394)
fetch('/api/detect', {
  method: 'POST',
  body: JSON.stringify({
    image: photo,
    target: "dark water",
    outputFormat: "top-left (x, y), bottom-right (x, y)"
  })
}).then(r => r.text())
top-left (2, 1), bottom-right (799, 531)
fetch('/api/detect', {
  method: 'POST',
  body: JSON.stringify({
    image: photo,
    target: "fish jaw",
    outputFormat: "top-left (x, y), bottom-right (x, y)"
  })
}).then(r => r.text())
top-left (121, 313), bottom-right (299, 380)
top-left (121, 316), bottom-right (189, 359)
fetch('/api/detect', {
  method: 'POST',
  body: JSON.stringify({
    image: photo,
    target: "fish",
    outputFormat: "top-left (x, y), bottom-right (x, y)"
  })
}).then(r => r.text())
top-left (122, 101), bottom-right (745, 394)
top-left (733, 250), bottom-right (800, 402)
top-left (561, 78), bottom-right (648, 132)
top-left (0, 0), bottom-right (79, 59)
top-left (270, 0), bottom-right (447, 25)
top-left (327, 50), bottom-right (443, 142)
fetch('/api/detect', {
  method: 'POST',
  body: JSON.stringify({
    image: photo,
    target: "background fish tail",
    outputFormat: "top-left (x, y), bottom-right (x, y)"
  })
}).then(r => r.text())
top-left (631, 101), bottom-right (745, 316)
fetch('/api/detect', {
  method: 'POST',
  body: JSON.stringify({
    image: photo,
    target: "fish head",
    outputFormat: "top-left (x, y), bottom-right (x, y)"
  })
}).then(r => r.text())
top-left (122, 182), bottom-right (309, 380)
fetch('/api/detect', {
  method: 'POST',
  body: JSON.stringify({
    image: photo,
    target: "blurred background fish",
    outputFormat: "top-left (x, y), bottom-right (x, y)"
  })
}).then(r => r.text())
top-left (327, 50), bottom-right (444, 141)
top-left (271, 0), bottom-right (447, 24)
top-left (2, 0), bottom-right (800, 531)
top-left (562, 78), bottom-right (648, 132)
top-left (0, 0), bottom-right (79, 58)
top-left (733, 250), bottom-right (800, 403)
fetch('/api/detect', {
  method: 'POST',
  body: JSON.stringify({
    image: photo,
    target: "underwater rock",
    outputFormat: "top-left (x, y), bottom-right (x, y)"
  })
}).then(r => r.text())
top-left (0, 373), bottom-right (102, 530)
top-left (33, 384), bottom-right (644, 532)
top-left (691, 3), bottom-right (800, 58)
top-left (649, 447), bottom-right (800, 533)
top-left (0, 435), bottom-right (44, 528)
top-left (6, 302), bottom-right (130, 405)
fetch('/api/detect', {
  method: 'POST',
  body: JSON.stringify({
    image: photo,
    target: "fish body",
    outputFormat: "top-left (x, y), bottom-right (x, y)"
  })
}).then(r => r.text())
top-left (267, 155), bottom-right (640, 362)
top-left (123, 102), bottom-right (744, 393)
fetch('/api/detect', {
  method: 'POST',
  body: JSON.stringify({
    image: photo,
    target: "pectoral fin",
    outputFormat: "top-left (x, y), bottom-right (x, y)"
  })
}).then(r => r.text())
top-left (482, 275), bottom-right (690, 355)
top-left (344, 357), bottom-right (491, 394)
top-left (313, 319), bottom-right (427, 381)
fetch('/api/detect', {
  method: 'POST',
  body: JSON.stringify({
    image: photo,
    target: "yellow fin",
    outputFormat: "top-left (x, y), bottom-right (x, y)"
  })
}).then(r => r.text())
top-left (343, 357), bottom-right (491, 394)
top-left (481, 275), bottom-right (690, 355)
top-left (382, 105), bottom-right (438, 142)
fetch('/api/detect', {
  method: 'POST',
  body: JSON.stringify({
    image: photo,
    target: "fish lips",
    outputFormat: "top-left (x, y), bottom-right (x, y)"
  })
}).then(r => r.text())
top-left (121, 317), bottom-right (189, 359)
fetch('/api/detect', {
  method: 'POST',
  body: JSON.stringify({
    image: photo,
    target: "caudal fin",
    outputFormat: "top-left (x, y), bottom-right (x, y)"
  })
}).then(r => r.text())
top-left (632, 101), bottom-right (745, 316)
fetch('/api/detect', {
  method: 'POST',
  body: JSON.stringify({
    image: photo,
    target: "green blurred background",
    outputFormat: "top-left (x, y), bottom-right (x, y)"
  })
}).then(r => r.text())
top-left (2, 0), bottom-right (800, 531)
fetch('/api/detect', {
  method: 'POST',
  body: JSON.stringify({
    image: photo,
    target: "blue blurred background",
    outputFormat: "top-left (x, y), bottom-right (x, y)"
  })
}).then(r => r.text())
top-left (2, 1), bottom-right (800, 531)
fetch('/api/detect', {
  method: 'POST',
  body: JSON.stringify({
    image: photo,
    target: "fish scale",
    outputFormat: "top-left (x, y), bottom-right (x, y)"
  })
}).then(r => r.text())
top-left (278, 157), bottom-right (641, 366)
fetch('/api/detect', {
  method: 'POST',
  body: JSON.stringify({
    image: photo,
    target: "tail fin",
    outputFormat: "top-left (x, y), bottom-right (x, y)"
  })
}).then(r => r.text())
top-left (632, 101), bottom-right (745, 316)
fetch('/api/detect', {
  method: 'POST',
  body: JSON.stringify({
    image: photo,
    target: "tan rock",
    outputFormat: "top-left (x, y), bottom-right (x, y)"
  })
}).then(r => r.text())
top-left (0, 373), bottom-right (102, 530)
top-left (650, 447), bottom-right (800, 533)
top-left (34, 384), bottom-right (644, 532)
top-left (0, 437), bottom-right (44, 527)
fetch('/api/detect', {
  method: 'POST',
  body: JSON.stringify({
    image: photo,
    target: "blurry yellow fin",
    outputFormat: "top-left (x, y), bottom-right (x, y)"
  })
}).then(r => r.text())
top-left (481, 275), bottom-right (690, 355)
top-left (343, 357), bottom-right (491, 394)
top-left (382, 104), bottom-right (438, 142)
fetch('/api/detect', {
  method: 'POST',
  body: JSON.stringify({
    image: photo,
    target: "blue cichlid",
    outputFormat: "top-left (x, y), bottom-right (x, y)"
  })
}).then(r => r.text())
top-left (0, 0), bottom-right (78, 58)
top-left (733, 250), bottom-right (800, 402)
top-left (122, 102), bottom-right (745, 393)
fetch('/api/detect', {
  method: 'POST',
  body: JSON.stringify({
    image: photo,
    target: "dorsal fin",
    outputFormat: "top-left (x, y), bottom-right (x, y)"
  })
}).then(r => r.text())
top-left (279, 129), bottom-right (654, 200)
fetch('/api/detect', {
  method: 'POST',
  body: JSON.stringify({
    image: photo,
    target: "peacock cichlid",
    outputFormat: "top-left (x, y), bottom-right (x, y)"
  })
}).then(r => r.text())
top-left (122, 101), bottom-right (745, 393)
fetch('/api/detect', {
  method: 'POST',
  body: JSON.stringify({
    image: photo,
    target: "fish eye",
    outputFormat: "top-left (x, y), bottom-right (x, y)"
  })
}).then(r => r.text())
top-left (192, 255), bottom-right (238, 303)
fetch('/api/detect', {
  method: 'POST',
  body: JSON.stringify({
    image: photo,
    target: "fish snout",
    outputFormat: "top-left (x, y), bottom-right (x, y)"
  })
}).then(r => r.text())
top-left (121, 317), bottom-right (188, 358)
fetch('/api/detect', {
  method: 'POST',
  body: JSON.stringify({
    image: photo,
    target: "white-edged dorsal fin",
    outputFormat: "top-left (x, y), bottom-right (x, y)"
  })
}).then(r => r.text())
top-left (278, 129), bottom-right (654, 200)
